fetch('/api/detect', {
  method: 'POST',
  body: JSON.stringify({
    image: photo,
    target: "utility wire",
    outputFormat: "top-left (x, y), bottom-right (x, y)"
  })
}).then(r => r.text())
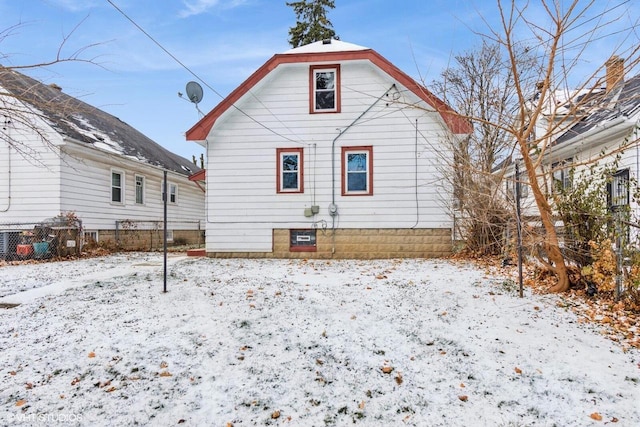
top-left (105, 0), bottom-right (300, 144)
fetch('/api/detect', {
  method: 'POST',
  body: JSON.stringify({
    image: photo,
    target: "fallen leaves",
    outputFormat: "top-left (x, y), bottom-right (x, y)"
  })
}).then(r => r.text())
top-left (15, 399), bottom-right (26, 407)
top-left (88, 352), bottom-right (96, 358)
top-left (458, 395), bottom-right (468, 402)
top-left (590, 412), bottom-right (603, 421)
top-left (395, 372), bottom-right (403, 385)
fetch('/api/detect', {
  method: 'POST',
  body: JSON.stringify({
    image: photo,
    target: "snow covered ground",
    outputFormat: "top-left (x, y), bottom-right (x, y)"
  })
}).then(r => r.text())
top-left (0, 253), bottom-right (638, 426)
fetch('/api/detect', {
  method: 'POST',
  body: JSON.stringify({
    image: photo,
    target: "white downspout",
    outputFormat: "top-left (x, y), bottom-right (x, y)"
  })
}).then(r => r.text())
top-left (1, 117), bottom-right (11, 213)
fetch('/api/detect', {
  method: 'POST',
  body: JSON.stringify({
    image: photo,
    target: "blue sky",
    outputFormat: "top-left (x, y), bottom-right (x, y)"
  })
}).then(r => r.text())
top-left (0, 0), bottom-right (638, 160)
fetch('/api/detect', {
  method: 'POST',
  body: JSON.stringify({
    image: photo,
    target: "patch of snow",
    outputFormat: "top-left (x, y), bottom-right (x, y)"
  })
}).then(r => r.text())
top-left (0, 255), bottom-right (637, 426)
top-left (284, 39), bottom-right (369, 54)
top-left (64, 115), bottom-right (124, 155)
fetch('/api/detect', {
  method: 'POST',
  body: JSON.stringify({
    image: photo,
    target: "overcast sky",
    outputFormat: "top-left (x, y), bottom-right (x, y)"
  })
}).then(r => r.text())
top-left (0, 0), bottom-right (638, 160)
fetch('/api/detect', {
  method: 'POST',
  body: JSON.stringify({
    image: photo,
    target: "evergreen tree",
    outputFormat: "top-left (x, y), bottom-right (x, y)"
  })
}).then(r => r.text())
top-left (287, 0), bottom-right (338, 48)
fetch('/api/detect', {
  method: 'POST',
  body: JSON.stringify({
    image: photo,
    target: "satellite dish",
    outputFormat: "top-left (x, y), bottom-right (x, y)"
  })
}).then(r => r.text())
top-left (185, 81), bottom-right (203, 104)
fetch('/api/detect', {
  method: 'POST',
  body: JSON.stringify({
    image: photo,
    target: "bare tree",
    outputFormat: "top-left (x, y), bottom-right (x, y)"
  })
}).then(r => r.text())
top-left (432, 41), bottom-right (537, 255)
top-left (0, 19), bottom-right (104, 163)
top-left (483, 0), bottom-right (640, 291)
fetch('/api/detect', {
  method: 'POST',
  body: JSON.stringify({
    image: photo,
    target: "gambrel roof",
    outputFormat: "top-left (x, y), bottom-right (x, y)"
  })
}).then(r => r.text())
top-left (0, 66), bottom-right (199, 176)
top-left (186, 39), bottom-right (472, 142)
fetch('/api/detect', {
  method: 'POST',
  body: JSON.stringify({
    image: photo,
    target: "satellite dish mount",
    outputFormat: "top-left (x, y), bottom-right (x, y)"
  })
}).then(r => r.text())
top-left (185, 81), bottom-right (204, 116)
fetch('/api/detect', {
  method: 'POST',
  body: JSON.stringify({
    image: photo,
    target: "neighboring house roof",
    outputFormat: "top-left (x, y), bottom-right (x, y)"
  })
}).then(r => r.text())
top-left (186, 39), bottom-right (472, 141)
top-left (0, 66), bottom-right (199, 177)
top-left (554, 74), bottom-right (640, 146)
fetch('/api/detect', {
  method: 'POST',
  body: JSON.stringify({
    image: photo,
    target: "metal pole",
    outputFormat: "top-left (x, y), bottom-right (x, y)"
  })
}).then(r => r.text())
top-left (163, 171), bottom-right (168, 293)
top-left (515, 162), bottom-right (524, 298)
top-left (615, 211), bottom-right (623, 300)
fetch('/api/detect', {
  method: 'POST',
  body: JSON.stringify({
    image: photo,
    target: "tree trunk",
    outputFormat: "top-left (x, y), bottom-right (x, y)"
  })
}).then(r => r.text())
top-left (519, 142), bottom-right (569, 292)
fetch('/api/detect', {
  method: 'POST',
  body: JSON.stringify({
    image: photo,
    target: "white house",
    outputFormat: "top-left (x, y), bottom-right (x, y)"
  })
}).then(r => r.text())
top-left (0, 66), bottom-right (205, 255)
top-left (186, 39), bottom-right (471, 259)
top-left (503, 57), bottom-right (640, 218)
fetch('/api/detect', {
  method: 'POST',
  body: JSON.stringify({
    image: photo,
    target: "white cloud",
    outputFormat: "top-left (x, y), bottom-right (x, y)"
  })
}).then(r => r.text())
top-left (45, 0), bottom-right (101, 13)
top-left (178, 0), bottom-right (248, 18)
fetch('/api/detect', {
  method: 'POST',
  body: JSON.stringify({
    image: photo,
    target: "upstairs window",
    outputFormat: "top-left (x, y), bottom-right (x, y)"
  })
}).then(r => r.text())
top-left (276, 148), bottom-right (304, 193)
top-left (310, 65), bottom-right (340, 113)
top-left (111, 170), bottom-right (124, 204)
top-left (342, 146), bottom-right (373, 196)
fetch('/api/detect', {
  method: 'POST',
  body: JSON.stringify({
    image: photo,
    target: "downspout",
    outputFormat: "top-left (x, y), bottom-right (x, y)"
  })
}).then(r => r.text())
top-left (0, 144), bottom-right (10, 212)
top-left (1, 117), bottom-right (12, 213)
top-left (411, 118), bottom-right (419, 228)
top-left (330, 84), bottom-right (396, 228)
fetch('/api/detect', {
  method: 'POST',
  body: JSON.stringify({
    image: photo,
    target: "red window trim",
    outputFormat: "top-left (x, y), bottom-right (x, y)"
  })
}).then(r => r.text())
top-left (309, 64), bottom-right (341, 114)
top-left (341, 146), bottom-right (373, 196)
top-left (276, 147), bottom-right (304, 194)
top-left (289, 229), bottom-right (317, 252)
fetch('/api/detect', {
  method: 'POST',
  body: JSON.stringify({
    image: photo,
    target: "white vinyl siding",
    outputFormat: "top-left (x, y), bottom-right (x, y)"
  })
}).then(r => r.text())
top-left (203, 61), bottom-right (452, 252)
top-left (57, 143), bottom-right (204, 231)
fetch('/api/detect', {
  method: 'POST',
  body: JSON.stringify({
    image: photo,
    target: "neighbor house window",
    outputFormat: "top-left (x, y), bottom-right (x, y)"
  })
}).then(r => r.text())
top-left (135, 175), bottom-right (145, 205)
top-left (607, 169), bottom-right (630, 210)
top-left (342, 146), bottom-right (373, 196)
top-left (170, 184), bottom-right (177, 204)
top-left (506, 173), bottom-right (529, 200)
top-left (276, 148), bottom-right (304, 193)
top-left (552, 158), bottom-right (573, 191)
top-left (290, 229), bottom-right (317, 252)
top-left (111, 170), bottom-right (124, 203)
top-left (83, 231), bottom-right (98, 245)
top-left (310, 65), bottom-right (340, 113)
top-left (161, 182), bottom-right (178, 204)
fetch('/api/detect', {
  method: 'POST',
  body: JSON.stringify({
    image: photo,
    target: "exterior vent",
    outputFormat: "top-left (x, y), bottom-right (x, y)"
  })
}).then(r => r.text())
top-left (322, 39), bottom-right (332, 45)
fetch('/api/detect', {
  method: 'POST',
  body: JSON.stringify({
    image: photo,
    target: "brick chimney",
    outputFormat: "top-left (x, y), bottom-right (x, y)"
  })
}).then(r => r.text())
top-left (605, 56), bottom-right (624, 92)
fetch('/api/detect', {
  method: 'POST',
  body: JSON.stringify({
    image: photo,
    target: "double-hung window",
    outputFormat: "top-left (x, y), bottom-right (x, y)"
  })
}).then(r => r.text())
top-left (162, 182), bottom-right (178, 204)
top-left (135, 175), bottom-right (145, 205)
top-left (342, 146), bottom-right (373, 196)
top-left (169, 184), bottom-right (177, 204)
top-left (607, 169), bottom-right (630, 210)
top-left (111, 170), bottom-right (124, 204)
top-left (276, 148), bottom-right (304, 193)
top-left (552, 158), bottom-right (573, 192)
top-left (310, 65), bottom-right (340, 113)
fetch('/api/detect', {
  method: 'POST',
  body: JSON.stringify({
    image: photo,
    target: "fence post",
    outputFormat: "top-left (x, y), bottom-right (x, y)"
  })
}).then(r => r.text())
top-left (615, 211), bottom-right (623, 300)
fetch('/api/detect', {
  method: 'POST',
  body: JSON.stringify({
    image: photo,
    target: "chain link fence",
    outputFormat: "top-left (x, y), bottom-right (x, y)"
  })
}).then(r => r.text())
top-left (114, 220), bottom-right (203, 251)
top-left (0, 217), bottom-right (82, 261)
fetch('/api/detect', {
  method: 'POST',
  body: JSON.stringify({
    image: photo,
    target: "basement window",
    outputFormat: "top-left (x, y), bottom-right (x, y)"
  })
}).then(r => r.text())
top-left (290, 229), bottom-right (317, 252)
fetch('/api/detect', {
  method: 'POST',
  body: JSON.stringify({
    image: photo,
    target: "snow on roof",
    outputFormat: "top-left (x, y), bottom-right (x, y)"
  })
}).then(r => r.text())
top-left (283, 39), bottom-right (369, 54)
top-left (555, 74), bottom-right (640, 145)
top-left (0, 66), bottom-right (199, 177)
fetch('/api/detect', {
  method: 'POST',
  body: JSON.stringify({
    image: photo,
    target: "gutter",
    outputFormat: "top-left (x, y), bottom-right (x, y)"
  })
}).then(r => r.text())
top-left (549, 116), bottom-right (633, 161)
